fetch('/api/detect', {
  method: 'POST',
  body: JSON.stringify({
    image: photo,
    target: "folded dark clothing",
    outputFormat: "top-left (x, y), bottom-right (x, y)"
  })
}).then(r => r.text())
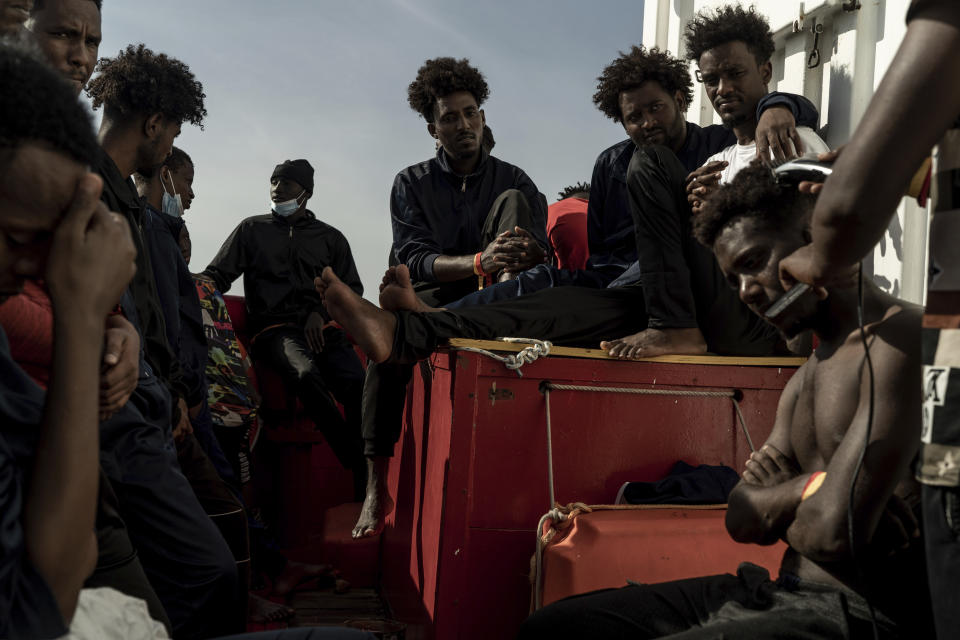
top-left (617, 460), bottom-right (740, 505)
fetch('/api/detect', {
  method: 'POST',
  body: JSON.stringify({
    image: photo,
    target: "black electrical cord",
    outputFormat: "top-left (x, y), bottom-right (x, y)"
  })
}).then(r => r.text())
top-left (850, 262), bottom-right (880, 640)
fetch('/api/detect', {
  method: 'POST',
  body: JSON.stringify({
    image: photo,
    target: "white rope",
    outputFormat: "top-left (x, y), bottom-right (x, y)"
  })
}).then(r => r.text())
top-left (533, 381), bottom-right (756, 610)
top-left (455, 337), bottom-right (552, 377)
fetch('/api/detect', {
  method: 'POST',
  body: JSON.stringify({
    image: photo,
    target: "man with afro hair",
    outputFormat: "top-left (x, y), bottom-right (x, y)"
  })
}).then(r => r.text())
top-left (84, 44), bottom-right (247, 638)
top-left (354, 56), bottom-right (549, 539)
top-left (517, 162), bottom-right (933, 640)
top-left (599, 7), bottom-right (829, 361)
top-left (587, 44), bottom-right (817, 288)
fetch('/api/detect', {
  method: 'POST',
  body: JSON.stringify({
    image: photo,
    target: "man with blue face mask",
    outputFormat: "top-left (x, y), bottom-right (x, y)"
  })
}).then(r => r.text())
top-left (203, 159), bottom-right (368, 498)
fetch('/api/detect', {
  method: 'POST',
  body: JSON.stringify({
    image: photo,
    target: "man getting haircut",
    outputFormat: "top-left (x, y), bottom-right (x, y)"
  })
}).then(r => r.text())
top-left (355, 56), bottom-right (549, 539)
top-left (779, 2), bottom-right (960, 636)
top-left (516, 163), bottom-right (932, 639)
top-left (600, 6), bottom-right (828, 360)
top-left (85, 44), bottom-right (244, 638)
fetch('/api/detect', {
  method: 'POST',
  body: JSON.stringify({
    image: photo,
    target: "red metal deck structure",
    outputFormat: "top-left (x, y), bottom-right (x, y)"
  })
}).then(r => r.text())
top-left (380, 341), bottom-right (803, 640)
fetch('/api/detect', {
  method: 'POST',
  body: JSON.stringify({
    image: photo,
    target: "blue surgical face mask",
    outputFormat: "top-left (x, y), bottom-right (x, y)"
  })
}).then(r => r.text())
top-left (271, 190), bottom-right (306, 217)
top-left (160, 169), bottom-right (183, 218)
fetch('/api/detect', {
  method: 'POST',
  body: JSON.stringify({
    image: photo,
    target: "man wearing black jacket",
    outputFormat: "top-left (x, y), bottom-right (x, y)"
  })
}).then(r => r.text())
top-left (204, 159), bottom-right (367, 496)
top-left (355, 57), bottom-right (549, 539)
top-left (87, 44), bottom-right (242, 638)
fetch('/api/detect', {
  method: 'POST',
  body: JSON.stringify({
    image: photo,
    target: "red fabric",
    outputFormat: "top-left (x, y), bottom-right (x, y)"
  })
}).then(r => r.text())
top-left (547, 197), bottom-right (589, 271)
top-left (0, 280), bottom-right (53, 388)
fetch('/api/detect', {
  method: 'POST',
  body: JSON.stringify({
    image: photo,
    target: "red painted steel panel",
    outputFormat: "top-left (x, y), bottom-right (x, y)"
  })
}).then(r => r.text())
top-left (380, 349), bottom-right (799, 640)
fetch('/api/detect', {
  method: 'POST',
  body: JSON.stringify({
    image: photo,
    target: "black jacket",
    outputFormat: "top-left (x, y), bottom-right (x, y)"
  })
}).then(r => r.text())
top-left (390, 148), bottom-right (548, 283)
top-left (586, 91), bottom-right (821, 278)
top-left (203, 210), bottom-right (362, 336)
top-left (142, 206), bottom-right (207, 407)
top-left (93, 148), bottom-right (187, 403)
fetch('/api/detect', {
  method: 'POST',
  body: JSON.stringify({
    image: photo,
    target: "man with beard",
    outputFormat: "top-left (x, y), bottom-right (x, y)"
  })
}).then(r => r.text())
top-left (84, 45), bottom-right (244, 638)
top-left (600, 6), bottom-right (829, 360)
top-left (355, 57), bottom-right (549, 539)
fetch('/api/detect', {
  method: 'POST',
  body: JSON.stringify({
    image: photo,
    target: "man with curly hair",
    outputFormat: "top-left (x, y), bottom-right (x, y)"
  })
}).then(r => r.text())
top-left (587, 44), bottom-right (817, 288)
top-left (354, 57), bottom-right (549, 539)
top-left (516, 163), bottom-right (933, 640)
top-left (85, 44), bottom-right (245, 638)
top-left (599, 7), bottom-right (829, 361)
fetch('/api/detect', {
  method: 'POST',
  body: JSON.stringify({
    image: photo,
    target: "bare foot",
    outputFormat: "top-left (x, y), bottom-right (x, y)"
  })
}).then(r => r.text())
top-left (315, 267), bottom-right (396, 363)
top-left (271, 559), bottom-right (337, 597)
top-left (352, 457), bottom-right (394, 539)
top-left (379, 265), bottom-right (436, 313)
top-left (249, 593), bottom-right (295, 623)
top-left (600, 327), bottom-right (707, 359)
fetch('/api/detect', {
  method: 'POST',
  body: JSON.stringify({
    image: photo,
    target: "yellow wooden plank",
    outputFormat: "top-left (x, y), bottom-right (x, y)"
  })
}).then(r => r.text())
top-left (446, 338), bottom-right (807, 367)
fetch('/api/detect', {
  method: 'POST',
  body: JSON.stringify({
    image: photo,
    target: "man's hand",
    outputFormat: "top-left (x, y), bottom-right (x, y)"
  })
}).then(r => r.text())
top-left (756, 105), bottom-right (804, 164)
top-left (172, 397), bottom-right (193, 443)
top-left (99, 315), bottom-right (139, 421)
top-left (871, 494), bottom-right (920, 556)
top-left (741, 445), bottom-right (801, 487)
top-left (45, 174), bottom-right (136, 319)
top-left (686, 161), bottom-right (727, 214)
top-left (797, 148), bottom-right (843, 194)
top-left (501, 227), bottom-right (546, 273)
top-left (305, 311), bottom-right (327, 353)
top-left (480, 228), bottom-right (545, 275)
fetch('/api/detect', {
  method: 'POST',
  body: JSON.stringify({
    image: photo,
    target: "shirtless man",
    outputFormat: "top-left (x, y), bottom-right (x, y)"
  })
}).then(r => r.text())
top-left (318, 163), bottom-right (930, 638)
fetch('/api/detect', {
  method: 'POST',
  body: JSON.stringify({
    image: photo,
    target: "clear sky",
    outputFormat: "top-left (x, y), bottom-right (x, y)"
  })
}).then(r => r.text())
top-left (93, 0), bottom-right (645, 299)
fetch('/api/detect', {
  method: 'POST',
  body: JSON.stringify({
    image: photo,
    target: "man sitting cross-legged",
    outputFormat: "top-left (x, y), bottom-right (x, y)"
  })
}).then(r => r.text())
top-left (512, 163), bottom-right (933, 639)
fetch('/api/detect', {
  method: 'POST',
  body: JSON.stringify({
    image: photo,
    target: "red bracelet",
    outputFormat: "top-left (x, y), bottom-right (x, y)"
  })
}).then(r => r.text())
top-left (473, 251), bottom-right (485, 276)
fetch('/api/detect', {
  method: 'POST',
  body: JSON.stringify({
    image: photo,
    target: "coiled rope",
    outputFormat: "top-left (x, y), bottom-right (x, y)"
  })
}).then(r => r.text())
top-left (455, 337), bottom-right (552, 377)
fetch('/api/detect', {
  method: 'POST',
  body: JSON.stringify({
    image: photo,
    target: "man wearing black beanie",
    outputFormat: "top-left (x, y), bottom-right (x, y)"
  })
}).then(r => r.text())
top-left (203, 159), bottom-right (367, 497)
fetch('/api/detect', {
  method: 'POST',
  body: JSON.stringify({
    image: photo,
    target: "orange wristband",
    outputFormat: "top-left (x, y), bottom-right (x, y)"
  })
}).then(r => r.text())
top-left (801, 471), bottom-right (826, 501)
top-left (473, 252), bottom-right (484, 276)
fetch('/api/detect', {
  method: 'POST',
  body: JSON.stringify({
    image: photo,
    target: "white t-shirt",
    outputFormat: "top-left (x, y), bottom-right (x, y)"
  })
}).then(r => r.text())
top-left (705, 126), bottom-right (830, 184)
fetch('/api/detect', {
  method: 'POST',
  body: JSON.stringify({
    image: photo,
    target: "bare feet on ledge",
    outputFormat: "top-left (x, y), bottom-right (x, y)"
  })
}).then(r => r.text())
top-left (314, 267), bottom-right (396, 363)
top-left (600, 327), bottom-right (707, 360)
top-left (352, 456), bottom-right (394, 539)
top-left (378, 265), bottom-right (438, 313)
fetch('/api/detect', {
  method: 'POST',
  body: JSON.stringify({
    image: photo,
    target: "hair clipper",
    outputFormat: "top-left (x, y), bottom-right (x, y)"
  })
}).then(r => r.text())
top-left (763, 157), bottom-right (832, 319)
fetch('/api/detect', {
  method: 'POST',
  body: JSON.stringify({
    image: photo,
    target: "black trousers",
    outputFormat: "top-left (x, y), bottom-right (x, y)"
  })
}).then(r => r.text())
top-left (923, 484), bottom-right (960, 639)
top-left (517, 563), bottom-right (897, 640)
top-left (253, 326), bottom-right (365, 472)
top-left (85, 469), bottom-right (173, 635)
top-left (363, 188), bottom-right (540, 457)
top-left (628, 145), bottom-right (779, 354)
top-left (99, 374), bottom-right (240, 640)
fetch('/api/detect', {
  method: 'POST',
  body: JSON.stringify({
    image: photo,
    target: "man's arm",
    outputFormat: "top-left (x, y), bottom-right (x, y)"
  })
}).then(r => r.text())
top-left (785, 311), bottom-right (921, 561)
top-left (22, 174), bottom-right (136, 622)
top-left (781, 5), bottom-right (960, 286)
top-left (202, 222), bottom-right (246, 293)
top-left (726, 371), bottom-right (807, 545)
